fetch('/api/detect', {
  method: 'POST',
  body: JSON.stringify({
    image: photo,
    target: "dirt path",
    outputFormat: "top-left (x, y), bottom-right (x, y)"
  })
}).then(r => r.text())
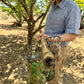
top-left (0, 13), bottom-right (84, 84)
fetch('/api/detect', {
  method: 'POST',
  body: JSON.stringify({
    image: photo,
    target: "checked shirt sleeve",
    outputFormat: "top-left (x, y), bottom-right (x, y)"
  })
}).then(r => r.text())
top-left (65, 6), bottom-right (81, 35)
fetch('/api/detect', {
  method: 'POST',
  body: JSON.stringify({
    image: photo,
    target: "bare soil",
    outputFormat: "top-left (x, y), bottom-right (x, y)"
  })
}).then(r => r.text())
top-left (0, 11), bottom-right (84, 84)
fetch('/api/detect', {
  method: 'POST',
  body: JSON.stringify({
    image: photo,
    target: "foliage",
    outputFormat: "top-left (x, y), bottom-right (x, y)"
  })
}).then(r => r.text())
top-left (0, 6), bottom-right (2, 9)
top-left (73, 0), bottom-right (84, 29)
top-left (0, 0), bottom-right (23, 26)
top-left (0, 0), bottom-right (54, 44)
top-left (73, 0), bottom-right (84, 11)
top-left (33, 0), bottom-right (50, 16)
top-left (30, 61), bottom-right (46, 84)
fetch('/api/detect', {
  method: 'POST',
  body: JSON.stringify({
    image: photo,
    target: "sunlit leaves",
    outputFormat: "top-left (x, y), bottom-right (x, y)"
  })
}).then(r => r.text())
top-left (73, 0), bottom-right (84, 11)
top-left (33, 0), bottom-right (50, 16)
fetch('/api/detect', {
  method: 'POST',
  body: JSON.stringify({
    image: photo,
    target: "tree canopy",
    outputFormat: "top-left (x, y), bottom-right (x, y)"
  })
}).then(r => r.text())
top-left (73, 0), bottom-right (84, 11)
top-left (0, 0), bottom-right (54, 44)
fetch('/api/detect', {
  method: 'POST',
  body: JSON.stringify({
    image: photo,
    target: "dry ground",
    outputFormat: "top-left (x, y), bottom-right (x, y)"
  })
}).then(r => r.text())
top-left (0, 11), bottom-right (84, 84)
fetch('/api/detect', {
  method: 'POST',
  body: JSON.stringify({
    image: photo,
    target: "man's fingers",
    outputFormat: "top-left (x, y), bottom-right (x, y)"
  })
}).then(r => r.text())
top-left (39, 33), bottom-right (49, 41)
top-left (46, 37), bottom-right (56, 42)
top-left (42, 34), bottom-right (49, 38)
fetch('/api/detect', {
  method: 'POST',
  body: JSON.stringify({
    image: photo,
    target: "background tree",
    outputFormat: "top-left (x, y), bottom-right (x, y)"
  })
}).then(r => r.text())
top-left (73, 0), bottom-right (84, 29)
top-left (0, 0), bottom-right (24, 26)
top-left (0, 0), bottom-right (54, 44)
top-left (73, 0), bottom-right (84, 11)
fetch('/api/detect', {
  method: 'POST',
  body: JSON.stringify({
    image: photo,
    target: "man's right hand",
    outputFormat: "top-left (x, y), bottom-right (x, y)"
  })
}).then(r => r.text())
top-left (39, 29), bottom-right (49, 40)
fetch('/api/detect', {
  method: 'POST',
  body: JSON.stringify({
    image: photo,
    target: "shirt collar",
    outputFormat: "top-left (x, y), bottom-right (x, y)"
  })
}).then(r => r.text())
top-left (52, 0), bottom-right (68, 8)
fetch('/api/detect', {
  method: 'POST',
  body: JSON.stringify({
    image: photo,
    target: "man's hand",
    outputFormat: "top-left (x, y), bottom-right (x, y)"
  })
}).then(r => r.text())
top-left (39, 28), bottom-right (49, 40)
top-left (39, 33), bottom-right (49, 40)
top-left (39, 29), bottom-right (59, 42)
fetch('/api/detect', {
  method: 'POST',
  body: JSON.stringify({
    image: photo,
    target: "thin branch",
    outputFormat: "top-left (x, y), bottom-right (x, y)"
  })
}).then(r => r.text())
top-left (1, 0), bottom-right (17, 12)
top-left (33, 0), bottom-right (54, 35)
top-left (33, 25), bottom-right (45, 35)
top-left (18, 0), bottom-right (30, 18)
top-left (1, 0), bottom-right (28, 22)
top-left (22, 0), bottom-right (26, 3)
top-left (30, 0), bottom-right (36, 24)
top-left (34, 13), bottom-right (45, 23)
top-left (39, 0), bottom-right (54, 26)
top-left (30, 0), bottom-right (36, 16)
top-left (34, 0), bottom-right (54, 35)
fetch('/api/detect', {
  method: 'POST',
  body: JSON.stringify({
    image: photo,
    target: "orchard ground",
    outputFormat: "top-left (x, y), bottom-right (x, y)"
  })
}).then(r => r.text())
top-left (0, 10), bottom-right (84, 84)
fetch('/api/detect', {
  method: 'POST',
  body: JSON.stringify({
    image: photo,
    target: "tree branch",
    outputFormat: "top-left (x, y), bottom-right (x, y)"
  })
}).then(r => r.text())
top-left (39, 0), bottom-right (54, 26)
top-left (29, 0), bottom-right (36, 24)
top-left (1, 0), bottom-right (17, 12)
top-left (34, 13), bottom-right (45, 23)
top-left (33, 0), bottom-right (54, 35)
top-left (35, 0), bottom-right (54, 34)
top-left (18, 0), bottom-right (30, 18)
top-left (33, 25), bottom-right (45, 35)
top-left (30, 0), bottom-right (36, 16)
top-left (22, 0), bottom-right (26, 3)
top-left (0, 0), bottom-right (28, 22)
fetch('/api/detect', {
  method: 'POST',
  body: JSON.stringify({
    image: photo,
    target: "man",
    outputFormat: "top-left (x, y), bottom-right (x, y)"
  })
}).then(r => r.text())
top-left (40, 0), bottom-right (81, 84)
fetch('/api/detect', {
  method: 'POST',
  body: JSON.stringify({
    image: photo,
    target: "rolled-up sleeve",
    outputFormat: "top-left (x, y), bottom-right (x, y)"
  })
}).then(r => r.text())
top-left (65, 6), bottom-right (81, 35)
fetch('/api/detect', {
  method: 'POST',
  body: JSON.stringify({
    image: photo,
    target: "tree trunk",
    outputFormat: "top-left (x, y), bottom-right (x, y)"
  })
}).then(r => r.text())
top-left (80, 16), bottom-right (84, 29)
top-left (12, 21), bottom-right (22, 27)
top-left (27, 22), bottom-right (34, 45)
top-left (12, 18), bottom-right (22, 27)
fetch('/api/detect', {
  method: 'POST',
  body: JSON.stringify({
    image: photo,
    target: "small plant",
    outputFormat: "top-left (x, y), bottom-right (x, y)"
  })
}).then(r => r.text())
top-left (30, 61), bottom-right (46, 84)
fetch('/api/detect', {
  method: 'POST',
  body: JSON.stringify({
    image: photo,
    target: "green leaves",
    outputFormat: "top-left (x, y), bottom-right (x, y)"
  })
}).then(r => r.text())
top-left (0, 0), bottom-right (23, 27)
top-left (33, 0), bottom-right (50, 16)
top-left (30, 61), bottom-right (46, 84)
top-left (73, 0), bottom-right (84, 11)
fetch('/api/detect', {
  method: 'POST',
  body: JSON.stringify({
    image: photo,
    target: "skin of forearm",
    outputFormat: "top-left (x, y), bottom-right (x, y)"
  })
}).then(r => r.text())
top-left (59, 33), bottom-right (78, 42)
top-left (39, 29), bottom-right (77, 42)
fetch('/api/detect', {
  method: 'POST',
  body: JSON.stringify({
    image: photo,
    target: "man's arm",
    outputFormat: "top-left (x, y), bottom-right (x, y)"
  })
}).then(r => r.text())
top-left (60, 33), bottom-right (77, 42)
top-left (41, 33), bottom-right (77, 42)
top-left (40, 5), bottom-right (81, 42)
